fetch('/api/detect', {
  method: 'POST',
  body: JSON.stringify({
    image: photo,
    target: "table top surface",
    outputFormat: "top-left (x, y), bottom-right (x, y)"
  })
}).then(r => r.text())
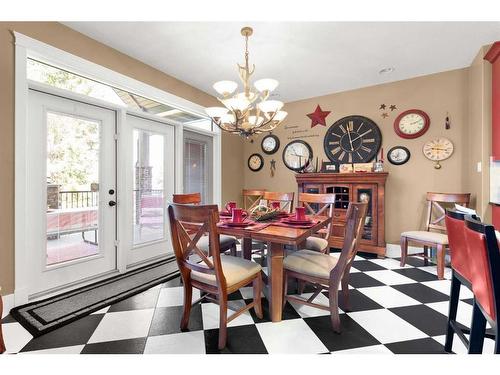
top-left (218, 215), bottom-right (330, 245)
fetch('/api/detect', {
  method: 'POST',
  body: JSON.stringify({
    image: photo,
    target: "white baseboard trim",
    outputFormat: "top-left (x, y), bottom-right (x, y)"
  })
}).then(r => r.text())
top-left (1, 294), bottom-right (15, 318)
top-left (385, 243), bottom-right (424, 258)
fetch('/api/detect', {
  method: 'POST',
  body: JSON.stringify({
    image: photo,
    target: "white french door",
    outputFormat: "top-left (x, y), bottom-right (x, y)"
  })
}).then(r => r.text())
top-left (123, 114), bottom-right (175, 267)
top-left (26, 89), bottom-right (117, 296)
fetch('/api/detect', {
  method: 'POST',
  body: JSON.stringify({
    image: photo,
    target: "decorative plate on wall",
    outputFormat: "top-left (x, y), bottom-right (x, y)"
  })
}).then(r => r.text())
top-left (248, 153), bottom-right (264, 172)
top-left (282, 140), bottom-right (313, 172)
top-left (261, 134), bottom-right (280, 155)
top-left (394, 109), bottom-right (430, 139)
top-left (387, 146), bottom-right (411, 165)
top-left (323, 115), bottom-right (382, 163)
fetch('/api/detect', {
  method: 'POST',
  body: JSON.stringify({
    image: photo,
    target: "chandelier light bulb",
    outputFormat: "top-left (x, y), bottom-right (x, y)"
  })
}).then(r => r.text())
top-left (223, 97), bottom-right (251, 112)
top-left (220, 113), bottom-right (235, 124)
top-left (272, 110), bottom-right (288, 122)
top-left (248, 115), bottom-right (264, 126)
top-left (205, 107), bottom-right (229, 119)
top-left (254, 78), bottom-right (279, 93)
top-left (257, 100), bottom-right (283, 114)
top-left (213, 80), bottom-right (238, 96)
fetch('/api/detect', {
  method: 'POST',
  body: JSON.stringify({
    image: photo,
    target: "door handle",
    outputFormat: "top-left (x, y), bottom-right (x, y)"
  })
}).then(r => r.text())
top-left (109, 200), bottom-right (117, 207)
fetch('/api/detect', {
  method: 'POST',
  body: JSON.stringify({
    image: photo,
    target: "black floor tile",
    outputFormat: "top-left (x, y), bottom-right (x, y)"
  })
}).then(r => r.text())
top-left (1, 314), bottom-right (16, 324)
top-left (81, 337), bottom-right (147, 354)
top-left (392, 268), bottom-right (438, 282)
top-left (391, 283), bottom-right (449, 304)
top-left (394, 257), bottom-right (435, 267)
top-left (246, 298), bottom-right (301, 323)
top-left (335, 289), bottom-right (384, 312)
top-left (346, 273), bottom-right (385, 288)
top-left (204, 324), bottom-right (267, 354)
top-left (351, 260), bottom-right (387, 272)
top-left (389, 305), bottom-right (449, 336)
top-left (148, 304), bottom-right (203, 336)
top-left (199, 290), bottom-right (243, 303)
top-left (20, 314), bottom-right (105, 352)
top-left (108, 288), bottom-right (161, 313)
top-left (304, 314), bottom-right (380, 352)
top-left (462, 298), bottom-right (474, 305)
top-left (356, 252), bottom-right (378, 259)
top-left (385, 337), bottom-right (449, 354)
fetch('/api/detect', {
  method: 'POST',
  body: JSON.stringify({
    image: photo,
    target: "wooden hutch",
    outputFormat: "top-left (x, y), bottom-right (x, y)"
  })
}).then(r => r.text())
top-left (296, 172), bottom-right (388, 257)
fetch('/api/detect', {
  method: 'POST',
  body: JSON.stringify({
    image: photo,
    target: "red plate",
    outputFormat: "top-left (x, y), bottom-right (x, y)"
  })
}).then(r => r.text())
top-left (220, 211), bottom-right (247, 217)
top-left (224, 220), bottom-right (251, 227)
top-left (282, 218), bottom-right (313, 225)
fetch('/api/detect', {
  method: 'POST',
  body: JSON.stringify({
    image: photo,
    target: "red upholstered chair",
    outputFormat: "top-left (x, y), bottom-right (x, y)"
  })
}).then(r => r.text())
top-left (463, 215), bottom-right (500, 354)
top-left (444, 209), bottom-right (477, 352)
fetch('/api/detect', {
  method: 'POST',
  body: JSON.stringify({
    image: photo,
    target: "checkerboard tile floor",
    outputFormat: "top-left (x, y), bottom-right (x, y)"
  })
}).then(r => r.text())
top-left (2, 251), bottom-right (497, 354)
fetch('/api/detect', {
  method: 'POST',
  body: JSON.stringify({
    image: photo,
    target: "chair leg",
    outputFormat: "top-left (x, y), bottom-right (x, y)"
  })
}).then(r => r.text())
top-left (329, 284), bottom-right (341, 333)
top-left (468, 302), bottom-right (487, 354)
top-left (400, 236), bottom-right (408, 267)
top-left (341, 276), bottom-right (350, 312)
top-left (229, 243), bottom-right (237, 257)
top-left (444, 272), bottom-right (461, 352)
top-left (423, 245), bottom-right (429, 266)
top-left (495, 324), bottom-right (500, 354)
top-left (218, 293), bottom-right (228, 350)
top-left (436, 244), bottom-right (445, 280)
top-left (253, 274), bottom-right (263, 319)
top-left (298, 279), bottom-right (306, 295)
top-left (180, 283), bottom-right (193, 330)
top-left (283, 273), bottom-right (289, 309)
top-left (0, 295), bottom-right (5, 354)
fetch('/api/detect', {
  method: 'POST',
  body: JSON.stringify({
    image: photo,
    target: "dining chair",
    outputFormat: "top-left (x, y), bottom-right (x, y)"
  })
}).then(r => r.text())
top-left (168, 203), bottom-right (263, 349)
top-left (400, 192), bottom-right (470, 279)
top-left (297, 192), bottom-right (336, 253)
top-left (0, 288), bottom-right (5, 354)
top-left (463, 215), bottom-right (500, 354)
top-left (172, 193), bottom-right (238, 256)
top-left (263, 191), bottom-right (295, 213)
top-left (242, 189), bottom-right (266, 211)
top-left (283, 202), bottom-right (368, 332)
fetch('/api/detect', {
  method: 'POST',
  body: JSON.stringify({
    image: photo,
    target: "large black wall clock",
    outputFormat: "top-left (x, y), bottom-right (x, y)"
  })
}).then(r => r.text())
top-left (323, 115), bottom-right (382, 163)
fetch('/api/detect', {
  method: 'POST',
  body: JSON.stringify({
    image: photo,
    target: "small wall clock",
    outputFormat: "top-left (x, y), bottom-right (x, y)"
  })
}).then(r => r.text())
top-left (387, 146), bottom-right (411, 165)
top-left (248, 153), bottom-right (264, 172)
top-left (423, 137), bottom-right (454, 169)
top-left (323, 115), bottom-right (382, 163)
top-left (394, 109), bottom-right (430, 139)
top-left (282, 140), bottom-right (313, 172)
top-left (261, 134), bottom-right (280, 155)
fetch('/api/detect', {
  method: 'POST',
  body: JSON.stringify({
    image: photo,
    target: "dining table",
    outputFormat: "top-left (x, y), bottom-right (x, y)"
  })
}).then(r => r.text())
top-left (217, 214), bottom-right (331, 322)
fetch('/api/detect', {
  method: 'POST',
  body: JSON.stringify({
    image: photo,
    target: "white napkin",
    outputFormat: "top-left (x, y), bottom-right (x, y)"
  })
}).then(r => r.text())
top-left (454, 204), bottom-right (477, 215)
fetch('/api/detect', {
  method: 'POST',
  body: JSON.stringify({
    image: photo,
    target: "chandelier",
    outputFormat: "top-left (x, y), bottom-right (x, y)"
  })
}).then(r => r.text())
top-left (205, 27), bottom-right (287, 138)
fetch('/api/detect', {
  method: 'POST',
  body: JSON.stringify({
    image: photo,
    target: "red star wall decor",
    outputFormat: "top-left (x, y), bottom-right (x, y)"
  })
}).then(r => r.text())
top-left (307, 105), bottom-right (331, 128)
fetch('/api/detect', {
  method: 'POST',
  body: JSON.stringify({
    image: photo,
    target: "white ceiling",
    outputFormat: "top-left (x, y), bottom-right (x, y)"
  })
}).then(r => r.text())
top-left (63, 22), bottom-right (500, 103)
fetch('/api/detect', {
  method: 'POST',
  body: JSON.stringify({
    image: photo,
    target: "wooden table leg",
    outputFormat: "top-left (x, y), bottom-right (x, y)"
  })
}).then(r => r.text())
top-left (267, 242), bottom-right (284, 322)
top-left (242, 237), bottom-right (252, 260)
top-left (0, 294), bottom-right (6, 354)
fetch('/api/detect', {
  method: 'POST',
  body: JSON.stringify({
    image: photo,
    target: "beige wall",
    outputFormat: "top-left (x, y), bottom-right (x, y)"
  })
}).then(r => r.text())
top-left (0, 22), bottom-right (243, 295)
top-left (465, 46), bottom-right (492, 221)
top-left (244, 69), bottom-right (471, 243)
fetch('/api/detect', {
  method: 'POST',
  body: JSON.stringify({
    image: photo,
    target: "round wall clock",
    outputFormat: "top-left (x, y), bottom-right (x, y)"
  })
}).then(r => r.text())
top-left (282, 140), bottom-right (313, 172)
top-left (248, 153), bottom-right (264, 172)
top-left (261, 134), bottom-right (280, 155)
top-left (387, 146), bottom-right (411, 165)
top-left (323, 115), bottom-right (382, 163)
top-left (422, 137), bottom-right (454, 169)
top-left (394, 109), bottom-right (430, 139)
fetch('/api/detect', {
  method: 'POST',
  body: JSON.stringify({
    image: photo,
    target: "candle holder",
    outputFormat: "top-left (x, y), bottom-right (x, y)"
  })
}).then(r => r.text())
top-left (373, 160), bottom-right (384, 172)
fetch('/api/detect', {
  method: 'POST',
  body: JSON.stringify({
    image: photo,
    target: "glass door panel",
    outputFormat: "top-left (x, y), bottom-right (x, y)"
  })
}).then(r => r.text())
top-left (184, 131), bottom-right (213, 204)
top-left (354, 185), bottom-right (377, 244)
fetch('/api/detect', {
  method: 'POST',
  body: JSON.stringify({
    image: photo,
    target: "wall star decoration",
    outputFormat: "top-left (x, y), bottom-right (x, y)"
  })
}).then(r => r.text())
top-left (307, 105), bottom-right (331, 128)
top-left (379, 104), bottom-right (386, 110)
top-left (381, 112), bottom-right (389, 119)
top-left (389, 105), bottom-right (397, 111)
top-left (270, 159), bottom-right (276, 177)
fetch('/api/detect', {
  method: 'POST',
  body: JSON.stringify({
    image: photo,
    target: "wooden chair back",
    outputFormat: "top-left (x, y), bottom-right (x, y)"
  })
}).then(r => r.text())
top-left (173, 193), bottom-right (202, 205)
top-left (168, 203), bottom-right (227, 290)
top-left (242, 189), bottom-right (267, 211)
top-left (331, 202), bottom-right (368, 284)
top-left (425, 192), bottom-right (470, 233)
top-left (263, 191), bottom-right (295, 213)
top-left (298, 192), bottom-right (336, 241)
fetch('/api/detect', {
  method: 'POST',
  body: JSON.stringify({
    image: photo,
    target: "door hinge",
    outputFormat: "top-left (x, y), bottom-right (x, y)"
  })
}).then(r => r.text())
top-left (114, 240), bottom-right (120, 247)
top-left (114, 133), bottom-right (119, 140)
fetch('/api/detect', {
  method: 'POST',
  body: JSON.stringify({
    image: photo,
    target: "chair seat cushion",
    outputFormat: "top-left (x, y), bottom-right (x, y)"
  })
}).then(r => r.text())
top-left (401, 231), bottom-right (448, 244)
top-left (284, 249), bottom-right (338, 279)
top-left (198, 235), bottom-right (238, 251)
top-left (301, 236), bottom-right (329, 252)
top-left (191, 255), bottom-right (262, 287)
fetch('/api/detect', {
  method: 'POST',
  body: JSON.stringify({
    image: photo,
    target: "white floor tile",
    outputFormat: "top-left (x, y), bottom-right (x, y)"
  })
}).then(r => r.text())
top-left (2, 322), bottom-right (33, 353)
top-left (432, 334), bottom-right (497, 354)
top-left (333, 344), bottom-right (393, 354)
top-left (357, 286), bottom-right (420, 308)
top-left (20, 345), bottom-right (85, 354)
top-left (364, 270), bottom-right (417, 285)
top-left (288, 292), bottom-right (343, 318)
top-left (349, 266), bottom-right (361, 273)
top-left (367, 258), bottom-right (413, 270)
top-left (421, 279), bottom-right (474, 300)
top-left (91, 306), bottom-right (110, 315)
top-left (256, 319), bottom-right (328, 354)
top-left (239, 286), bottom-right (264, 300)
top-left (144, 331), bottom-right (206, 354)
top-left (348, 309), bottom-right (427, 344)
top-left (87, 309), bottom-right (155, 344)
top-left (156, 286), bottom-right (200, 307)
top-left (201, 300), bottom-right (255, 330)
top-left (426, 300), bottom-right (486, 328)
